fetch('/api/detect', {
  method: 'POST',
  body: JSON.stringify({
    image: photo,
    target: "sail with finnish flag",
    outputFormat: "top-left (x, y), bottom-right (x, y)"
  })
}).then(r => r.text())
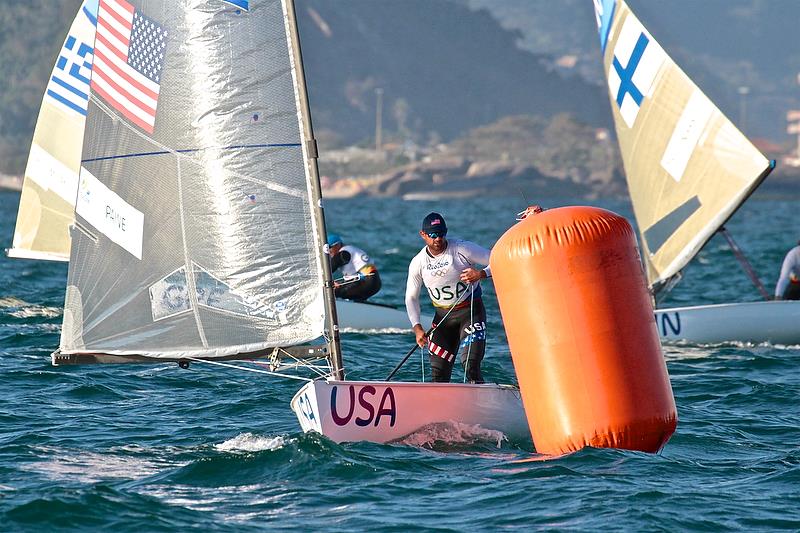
top-left (594, 0), bottom-right (773, 295)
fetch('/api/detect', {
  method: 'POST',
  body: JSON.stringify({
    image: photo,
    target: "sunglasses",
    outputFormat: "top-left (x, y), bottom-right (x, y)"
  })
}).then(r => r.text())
top-left (426, 231), bottom-right (446, 239)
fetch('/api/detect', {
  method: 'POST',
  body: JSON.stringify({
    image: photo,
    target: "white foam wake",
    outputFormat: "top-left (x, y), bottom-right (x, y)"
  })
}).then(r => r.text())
top-left (214, 433), bottom-right (286, 452)
top-left (0, 296), bottom-right (61, 318)
top-left (22, 447), bottom-right (169, 483)
top-left (396, 421), bottom-right (507, 448)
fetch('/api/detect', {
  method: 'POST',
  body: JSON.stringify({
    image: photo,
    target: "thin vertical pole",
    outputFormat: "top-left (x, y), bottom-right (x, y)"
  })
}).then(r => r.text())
top-left (284, 0), bottom-right (343, 379)
top-left (375, 88), bottom-right (383, 151)
top-left (720, 227), bottom-right (770, 301)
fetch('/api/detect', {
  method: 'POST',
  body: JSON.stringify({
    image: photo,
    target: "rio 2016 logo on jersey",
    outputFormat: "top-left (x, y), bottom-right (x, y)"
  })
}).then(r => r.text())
top-left (426, 260), bottom-right (449, 271)
top-left (330, 385), bottom-right (396, 427)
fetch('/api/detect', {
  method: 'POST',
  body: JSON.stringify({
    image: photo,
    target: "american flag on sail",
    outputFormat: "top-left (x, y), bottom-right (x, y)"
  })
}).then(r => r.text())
top-left (91, 0), bottom-right (167, 133)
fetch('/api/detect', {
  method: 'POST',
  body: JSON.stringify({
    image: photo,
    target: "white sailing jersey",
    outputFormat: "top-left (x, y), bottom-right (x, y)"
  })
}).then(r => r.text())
top-left (775, 245), bottom-right (800, 297)
top-left (338, 244), bottom-right (373, 277)
top-left (405, 238), bottom-right (491, 326)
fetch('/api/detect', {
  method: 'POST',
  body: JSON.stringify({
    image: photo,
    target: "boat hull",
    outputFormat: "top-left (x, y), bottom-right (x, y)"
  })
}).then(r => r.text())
top-left (336, 300), bottom-right (431, 332)
top-left (291, 380), bottom-right (529, 444)
top-left (654, 300), bottom-right (800, 344)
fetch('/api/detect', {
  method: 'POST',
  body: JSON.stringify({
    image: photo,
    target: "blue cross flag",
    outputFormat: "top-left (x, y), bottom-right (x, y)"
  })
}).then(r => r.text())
top-left (606, 13), bottom-right (665, 128)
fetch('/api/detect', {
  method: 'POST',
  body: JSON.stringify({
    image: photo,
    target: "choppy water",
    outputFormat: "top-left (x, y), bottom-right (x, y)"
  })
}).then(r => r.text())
top-left (1, 190), bottom-right (799, 531)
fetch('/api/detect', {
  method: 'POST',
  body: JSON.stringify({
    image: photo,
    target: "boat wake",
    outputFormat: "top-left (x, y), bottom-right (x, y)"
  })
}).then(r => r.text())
top-left (214, 433), bottom-right (288, 453)
top-left (0, 296), bottom-right (61, 318)
top-left (394, 421), bottom-right (507, 449)
top-left (21, 446), bottom-right (173, 483)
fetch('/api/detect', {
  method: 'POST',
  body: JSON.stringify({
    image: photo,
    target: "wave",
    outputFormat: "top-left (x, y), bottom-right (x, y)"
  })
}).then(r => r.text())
top-left (20, 446), bottom-right (175, 483)
top-left (0, 296), bottom-right (62, 319)
top-left (214, 433), bottom-right (288, 453)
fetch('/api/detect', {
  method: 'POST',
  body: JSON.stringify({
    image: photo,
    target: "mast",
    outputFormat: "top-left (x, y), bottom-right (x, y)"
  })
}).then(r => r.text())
top-left (284, 0), bottom-right (344, 379)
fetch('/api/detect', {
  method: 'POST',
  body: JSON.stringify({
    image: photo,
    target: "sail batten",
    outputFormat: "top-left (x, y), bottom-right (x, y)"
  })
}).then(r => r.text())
top-left (60, 0), bottom-right (327, 360)
top-left (596, 0), bottom-right (771, 291)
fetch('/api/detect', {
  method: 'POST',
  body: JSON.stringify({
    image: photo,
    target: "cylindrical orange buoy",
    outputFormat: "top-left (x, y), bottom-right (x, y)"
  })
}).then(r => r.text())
top-left (491, 206), bottom-right (677, 455)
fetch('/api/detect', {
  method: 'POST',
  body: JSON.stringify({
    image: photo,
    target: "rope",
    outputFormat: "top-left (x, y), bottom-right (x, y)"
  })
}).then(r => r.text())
top-left (186, 357), bottom-right (314, 382)
top-left (419, 278), bottom-right (474, 382)
top-left (462, 284), bottom-right (476, 383)
top-left (252, 348), bottom-right (331, 379)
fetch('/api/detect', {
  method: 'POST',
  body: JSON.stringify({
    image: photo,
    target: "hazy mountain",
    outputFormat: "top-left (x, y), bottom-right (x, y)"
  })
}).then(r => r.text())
top-left (0, 0), bottom-right (611, 175)
top-left (465, 0), bottom-right (800, 143)
top-left (297, 0), bottom-right (609, 148)
top-left (0, 0), bottom-right (797, 176)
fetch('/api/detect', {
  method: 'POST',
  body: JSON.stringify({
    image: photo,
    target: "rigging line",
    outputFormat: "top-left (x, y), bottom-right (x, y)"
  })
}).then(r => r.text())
top-left (420, 340), bottom-right (425, 382)
top-left (462, 283), bottom-right (475, 384)
top-left (516, 186), bottom-right (530, 208)
top-left (185, 357), bottom-right (314, 382)
top-left (253, 359), bottom-right (332, 378)
top-left (81, 144), bottom-right (302, 162)
top-left (719, 227), bottom-right (771, 300)
top-left (85, 97), bottom-right (304, 198)
top-left (413, 278), bottom-right (474, 382)
top-left (258, 360), bottom-right (332, 377)
top-left (252, 348), bottom-right (332, 379)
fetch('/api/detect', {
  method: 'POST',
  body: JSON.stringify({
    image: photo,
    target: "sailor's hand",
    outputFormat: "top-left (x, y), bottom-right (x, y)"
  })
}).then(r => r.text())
top-left (460, 267), bottom-right (485, 283)
top-left (413, 324), bottom-right (428, 347)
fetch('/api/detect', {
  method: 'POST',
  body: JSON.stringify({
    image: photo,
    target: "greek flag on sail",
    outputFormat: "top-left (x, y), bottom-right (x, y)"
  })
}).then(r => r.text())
top-left (45, 1), bottom-right (98, 116)
top-left (607, 16), bottom-right (665, 128)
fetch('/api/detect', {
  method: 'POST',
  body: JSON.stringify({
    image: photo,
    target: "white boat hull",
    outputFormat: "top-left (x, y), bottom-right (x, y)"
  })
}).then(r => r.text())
top-left (336, 300), bottom-right (431, 332)
top-left (655, 300), bottom-right (800, 344)
top-left (291, 380), bottom-right (529, 444)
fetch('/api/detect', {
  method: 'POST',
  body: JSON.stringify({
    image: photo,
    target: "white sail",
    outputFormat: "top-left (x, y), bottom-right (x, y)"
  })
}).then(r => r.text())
top-left (59, 0), bottom-right (327, 359)
top-left (594, 0), bottom-right (772, 292)
top-left (8, 0), bottom-right (99, 261)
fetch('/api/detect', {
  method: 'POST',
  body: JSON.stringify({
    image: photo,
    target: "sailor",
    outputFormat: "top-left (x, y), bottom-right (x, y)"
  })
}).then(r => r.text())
top-left (405, 212), bottom-right (491, 383)
top-left (327, 233), bottom-right (382, 302)
top-left (775, 241), bottom-right (800, 300)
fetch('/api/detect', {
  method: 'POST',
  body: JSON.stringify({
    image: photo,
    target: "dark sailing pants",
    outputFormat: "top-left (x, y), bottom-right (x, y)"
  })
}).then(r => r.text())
top-left (334, 271), bottom-right (382, 302)
top-left (427, 298), bottom-right (486, 383)
top-left (783, 280), bottom-right (800, 300)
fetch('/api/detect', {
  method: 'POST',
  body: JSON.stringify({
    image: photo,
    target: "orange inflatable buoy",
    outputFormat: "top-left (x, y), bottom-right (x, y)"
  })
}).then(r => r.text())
top-left (491, 206), bottom-right (677, 455)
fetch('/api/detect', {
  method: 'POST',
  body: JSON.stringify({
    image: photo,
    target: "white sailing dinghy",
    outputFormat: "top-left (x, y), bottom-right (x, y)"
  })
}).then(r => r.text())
top-left (594, 0), bottom-right (800, 345)
top-left (6, 0), bottom-right (415, 333)
top-left (54, 0), bottom-right (527, 445)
